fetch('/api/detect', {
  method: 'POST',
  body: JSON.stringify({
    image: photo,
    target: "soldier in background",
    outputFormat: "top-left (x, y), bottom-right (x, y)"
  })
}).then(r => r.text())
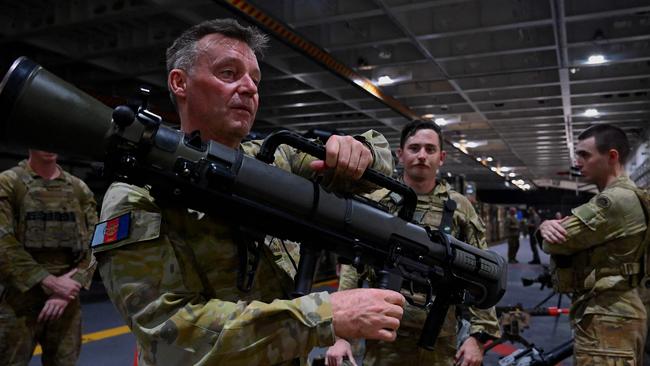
top-left (325, 120), bottom-right (499, 366)
top-left (539, 124), bottom-right (648, 365)
top-left (0, 149), bottom-right (97, 365)
top-left (527, 207), bottom-right (541, 264)
top-left (505, 207), bottom-right (520, 263)
top-left (94, 18), bottom-right (405, 366)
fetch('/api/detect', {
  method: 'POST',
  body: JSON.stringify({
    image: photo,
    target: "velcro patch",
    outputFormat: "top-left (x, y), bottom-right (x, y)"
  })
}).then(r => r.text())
top-left (91, 212), bottom-right (131, 247)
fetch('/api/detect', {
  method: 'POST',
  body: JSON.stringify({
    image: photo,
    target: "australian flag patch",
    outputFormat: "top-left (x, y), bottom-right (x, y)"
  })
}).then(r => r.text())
top-left (91, 212), bottom-right (131, 247)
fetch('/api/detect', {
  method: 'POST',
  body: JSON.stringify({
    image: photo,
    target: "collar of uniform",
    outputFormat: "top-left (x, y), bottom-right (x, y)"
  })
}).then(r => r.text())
top-left (604, 174), bottom-right (636, 191)
top-left (18, 159), bottom-right (65, 181)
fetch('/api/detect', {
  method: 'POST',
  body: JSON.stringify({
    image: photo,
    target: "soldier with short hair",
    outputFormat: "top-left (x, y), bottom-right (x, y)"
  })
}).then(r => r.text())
top-left (0, 149), bottom-right (98, 365)
top-left (94, 18), bottom-right (405, 365)
top-left (325, 120), bottom-right (499, 366)
top-left (539, 124), bottom-right (649, 365)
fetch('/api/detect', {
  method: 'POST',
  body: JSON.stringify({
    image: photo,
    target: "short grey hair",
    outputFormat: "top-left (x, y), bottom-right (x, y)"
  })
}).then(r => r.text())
top-left (166, 18), bottom-right (268, 73)
top-left (166, 19), bottom-right (268, 105)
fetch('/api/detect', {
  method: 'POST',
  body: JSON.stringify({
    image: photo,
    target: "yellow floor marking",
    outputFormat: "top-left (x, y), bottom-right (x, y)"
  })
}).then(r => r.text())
top-left (33, 325), bottom-right (131, 356)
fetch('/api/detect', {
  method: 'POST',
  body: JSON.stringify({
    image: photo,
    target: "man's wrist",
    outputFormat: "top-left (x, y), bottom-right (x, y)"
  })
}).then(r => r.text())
top-left (469, 331), bottom-right (491, 344)
top-left (40, 274), bottom-right (56, 294)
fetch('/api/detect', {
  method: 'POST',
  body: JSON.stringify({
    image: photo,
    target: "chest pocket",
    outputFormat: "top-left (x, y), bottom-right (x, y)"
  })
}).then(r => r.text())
top-left (19, 180), bottom-right (84, 252)
top-left (416, 205), bottom-right (443, 229)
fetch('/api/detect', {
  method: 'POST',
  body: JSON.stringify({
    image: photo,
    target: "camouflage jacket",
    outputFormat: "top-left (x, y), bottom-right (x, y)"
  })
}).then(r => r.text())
top-left (339, 180), bottom-right (500, 341)
top-left (542, 175), bottom-right (647, 323)
top-left (94, 131), bottom-right (392, 365)
top-left (0, 160), bottom-right (97, 292)
top-left (505, 214), bottom-right (519, 237)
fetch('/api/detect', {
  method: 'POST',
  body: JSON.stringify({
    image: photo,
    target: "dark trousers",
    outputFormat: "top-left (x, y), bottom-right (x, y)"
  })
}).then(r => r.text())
top-left (528, 227), bottom-right (541, 262)
top-left (507, 235), bottom-right (519, 262)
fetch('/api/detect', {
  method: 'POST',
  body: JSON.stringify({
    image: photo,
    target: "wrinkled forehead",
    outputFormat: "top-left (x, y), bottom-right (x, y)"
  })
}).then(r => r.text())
top-left (195, 33), bottom-right (258, 65)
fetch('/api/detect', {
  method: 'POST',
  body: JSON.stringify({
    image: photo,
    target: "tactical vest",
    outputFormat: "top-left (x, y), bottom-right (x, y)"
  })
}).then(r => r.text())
top-left (388, 189), bottom-right (459, 238)
top-left (552, 188), bottom-right (649, 294)
top-left (11, 165), bottom-right (87, 253)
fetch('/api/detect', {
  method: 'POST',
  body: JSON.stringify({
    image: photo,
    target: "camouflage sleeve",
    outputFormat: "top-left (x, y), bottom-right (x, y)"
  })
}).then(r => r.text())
top-left (454, 194), bottom-right (500, 339)
top-left (338, 264), bottom-right (360, 291)
top-left (97, 183), bottom-right (335, 364)
top-left (246, 130), bottom-right (393, 194)
top-left (71, 179), bottom-right (98, 289)
top-left (0, 170), bottom-right (50, 292)
top-left (542, 190), bottom-right (646, 255)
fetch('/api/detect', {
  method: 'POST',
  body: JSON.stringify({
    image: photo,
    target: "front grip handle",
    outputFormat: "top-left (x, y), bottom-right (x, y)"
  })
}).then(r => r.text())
top-left (257, 130), bottom-right (417, 221)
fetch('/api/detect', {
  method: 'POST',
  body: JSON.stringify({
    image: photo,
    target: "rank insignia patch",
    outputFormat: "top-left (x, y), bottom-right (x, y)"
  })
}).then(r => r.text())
top-left (91, 212), bottom-right (131, 247)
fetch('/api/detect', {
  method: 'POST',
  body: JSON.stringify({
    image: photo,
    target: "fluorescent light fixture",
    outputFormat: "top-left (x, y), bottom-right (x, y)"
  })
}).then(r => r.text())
top-left (465, 141), bottom-right (483, 148)
top-left (586, 54), bottom-right (607, 65)
top-left (584, 108), bottom-right (599, 117)
top-left (377, 75), bottom-right (394, 85)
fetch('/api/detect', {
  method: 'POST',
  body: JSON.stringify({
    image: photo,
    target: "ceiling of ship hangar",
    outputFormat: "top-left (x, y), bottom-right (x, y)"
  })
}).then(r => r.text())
top-left (1, 0), bottom-right (649, 191)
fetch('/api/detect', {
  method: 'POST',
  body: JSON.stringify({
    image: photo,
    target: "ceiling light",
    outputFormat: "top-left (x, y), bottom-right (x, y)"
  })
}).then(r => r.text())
top-left (486, 156), bottom-right (494, 162)
top-left (434, 117), bottom-right (448, 126)
top-left (422, 113), bottom-right (434, 119)
top-left (586, 54), bottom-right (607, 65)
top-left (378, 49), bottom-right (392, 60)
top-left (569, 67), bottom-right (578, 74)
top-left (377, 75), bottom-right (394, 85)
top-left (490, 167), bottom-right (498, 172)
top-left (465, 141), bottom-right (483, 148)
top-left (476, 157), bottom-right (482, 162)
top-left (499, 166), bottom-right (511, 172)
top-left (523, 184), bottom-right (531, 190)
top-left (584, 108), bottom-right (599, 117)
top-left (508, 172), bottom-right (516, 177)
top-left (452, 142), bottom-right (461, 148)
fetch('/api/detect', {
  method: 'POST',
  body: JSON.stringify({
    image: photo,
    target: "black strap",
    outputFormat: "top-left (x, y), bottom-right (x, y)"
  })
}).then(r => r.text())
top-left (234, 227), bottom-right (263, 293)
top-left (440, 199), bottom-right (457, 235)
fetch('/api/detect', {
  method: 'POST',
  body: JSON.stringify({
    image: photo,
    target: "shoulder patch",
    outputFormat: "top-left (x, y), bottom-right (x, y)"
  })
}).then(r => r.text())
top-left (91, 212), bottom-right (131, 248)
top-left (596, 195), bottom-right (611, 209)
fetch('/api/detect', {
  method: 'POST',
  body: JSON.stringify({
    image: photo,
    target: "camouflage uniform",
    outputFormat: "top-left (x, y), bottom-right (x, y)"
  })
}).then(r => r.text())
top-left (0, 160), bottom-right (97, 366)
top-left (505, 213), bottom-right (520, 263)
top-left (94, 131), bottom-right (392, 366)
top-left (542, 176), bottom-right (648, 365)
top-left (338, 181), bottom-right (500, 366)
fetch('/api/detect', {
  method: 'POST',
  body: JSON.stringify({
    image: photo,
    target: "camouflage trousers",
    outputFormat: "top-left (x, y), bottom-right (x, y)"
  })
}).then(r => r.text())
top-left (0, 292), bottom-right (81, 366)
top-left (363, 333), bottom-right (456, 366)
top-left (574, 314), bottom-right (646, 366)
top-left (507, 236), bottom-right (519, 262)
